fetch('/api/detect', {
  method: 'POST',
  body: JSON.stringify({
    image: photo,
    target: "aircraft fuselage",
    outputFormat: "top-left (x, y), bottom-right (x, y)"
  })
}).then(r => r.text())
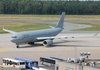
top-left (11, 28), bottom-right (62, 44)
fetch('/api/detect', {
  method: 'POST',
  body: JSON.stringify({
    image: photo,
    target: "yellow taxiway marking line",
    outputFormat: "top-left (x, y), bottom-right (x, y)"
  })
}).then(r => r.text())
top-left (0, 65), bottom-right (15, 68)
top-left (0, 47), bottom-right (7, 52)
top-left (0, 65), bottom-right (3, 68)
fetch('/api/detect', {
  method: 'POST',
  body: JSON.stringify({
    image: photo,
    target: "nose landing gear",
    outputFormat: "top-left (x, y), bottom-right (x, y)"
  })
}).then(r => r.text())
top-left (16, 44), bottom-right (19, 48)
top-left (16, 45), bottom-right (19, 48)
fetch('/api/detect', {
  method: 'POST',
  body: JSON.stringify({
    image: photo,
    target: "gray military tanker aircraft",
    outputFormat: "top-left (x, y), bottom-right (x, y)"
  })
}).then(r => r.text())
top-left (3, 12), bottom-right (65, 48)
top-left (3, 12), bottom-right (95, 48)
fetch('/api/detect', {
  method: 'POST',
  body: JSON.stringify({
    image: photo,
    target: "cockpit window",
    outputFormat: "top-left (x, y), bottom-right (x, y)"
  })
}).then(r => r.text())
top-left (12, 36), bottom-right (17, 38)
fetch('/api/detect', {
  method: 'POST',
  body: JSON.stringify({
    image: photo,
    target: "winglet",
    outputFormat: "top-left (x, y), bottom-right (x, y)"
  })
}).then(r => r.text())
top-left (3, 27), bottom-right (17, 34)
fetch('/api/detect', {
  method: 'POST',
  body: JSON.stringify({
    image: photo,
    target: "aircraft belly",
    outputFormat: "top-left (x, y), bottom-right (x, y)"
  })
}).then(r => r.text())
top-left (15, 37), bottom-right (32, 44)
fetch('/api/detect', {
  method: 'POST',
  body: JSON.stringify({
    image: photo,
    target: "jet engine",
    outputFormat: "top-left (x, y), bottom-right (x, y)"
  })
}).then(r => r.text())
top-left (43, 40), bottom-right (53, 46)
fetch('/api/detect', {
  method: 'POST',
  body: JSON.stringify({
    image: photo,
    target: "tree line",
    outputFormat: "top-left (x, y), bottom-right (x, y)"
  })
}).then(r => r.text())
top-left (0, 0), bottom-right (100, 15)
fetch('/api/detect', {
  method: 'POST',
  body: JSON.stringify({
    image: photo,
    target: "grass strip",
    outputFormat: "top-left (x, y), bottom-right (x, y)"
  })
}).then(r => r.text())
top-left (74, 23), bottom-right (100, 31)
top-left (0, 22), bottom-right (56, 34)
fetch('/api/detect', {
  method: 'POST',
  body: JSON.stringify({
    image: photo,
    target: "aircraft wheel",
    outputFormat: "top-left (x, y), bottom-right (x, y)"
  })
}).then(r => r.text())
top-left (16, 45), bottom-right (19, 48)
top-left (31, 42), bottom-right (34, 44)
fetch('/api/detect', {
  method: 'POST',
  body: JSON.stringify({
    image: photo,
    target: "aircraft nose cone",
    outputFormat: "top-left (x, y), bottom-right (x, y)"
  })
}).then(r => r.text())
top-left (11, 39), bottom-right (16, 43)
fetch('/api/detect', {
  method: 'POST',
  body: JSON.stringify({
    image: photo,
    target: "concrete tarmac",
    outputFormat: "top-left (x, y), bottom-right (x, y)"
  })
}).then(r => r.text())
top-left (0, 19), bottom-right (100, 70)
top-left (0, 32), bottom-right (100, 70)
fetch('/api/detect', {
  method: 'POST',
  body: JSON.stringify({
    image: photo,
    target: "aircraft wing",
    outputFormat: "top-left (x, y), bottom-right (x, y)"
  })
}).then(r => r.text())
top-left (37, 36), bottom-right (68, 40)
top-left (3, 27), bottom-right (17, 34)
top-left (36, 33), bottom-right (98, 40)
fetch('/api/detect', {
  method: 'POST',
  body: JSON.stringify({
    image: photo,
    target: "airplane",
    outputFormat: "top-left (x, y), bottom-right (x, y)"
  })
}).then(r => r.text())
top-left (3, 12), bottom-right (66, 48)
top-left (2, 12), bottom-right (96, 48)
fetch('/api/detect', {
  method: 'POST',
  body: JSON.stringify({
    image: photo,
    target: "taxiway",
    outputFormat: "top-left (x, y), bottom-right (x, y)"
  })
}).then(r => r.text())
top-left (0, 32), bottom-right (100, 64)
top-left (0, 20), bottom-right (100, 70)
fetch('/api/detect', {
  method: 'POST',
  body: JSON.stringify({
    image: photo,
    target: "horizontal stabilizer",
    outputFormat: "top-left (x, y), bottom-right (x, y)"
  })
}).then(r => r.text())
top-left (49, 26), bottom-right (55, 29)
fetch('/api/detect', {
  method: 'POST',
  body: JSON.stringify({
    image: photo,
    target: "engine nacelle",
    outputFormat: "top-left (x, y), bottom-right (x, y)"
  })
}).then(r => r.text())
top-left (43, 40), bottom-right (53, 46)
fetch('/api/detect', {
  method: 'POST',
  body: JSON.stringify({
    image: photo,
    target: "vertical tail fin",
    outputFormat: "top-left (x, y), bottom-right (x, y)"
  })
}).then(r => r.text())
top-left (56, 12), bottom-right (65, 28)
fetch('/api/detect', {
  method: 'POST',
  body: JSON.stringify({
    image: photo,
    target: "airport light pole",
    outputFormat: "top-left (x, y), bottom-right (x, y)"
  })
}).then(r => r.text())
top-left (79, 52), bottom-right (91, 70)
top-left (55, 64), bottom-right (59, 70)
top-left (78, 60), bottom-right (83, 70)
top-left (74, 46), bottom-right (77, 70)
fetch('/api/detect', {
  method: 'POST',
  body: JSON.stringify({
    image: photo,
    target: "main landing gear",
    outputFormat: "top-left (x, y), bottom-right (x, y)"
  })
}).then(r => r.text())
top-left (28, 42), bottom-right (34, 44)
